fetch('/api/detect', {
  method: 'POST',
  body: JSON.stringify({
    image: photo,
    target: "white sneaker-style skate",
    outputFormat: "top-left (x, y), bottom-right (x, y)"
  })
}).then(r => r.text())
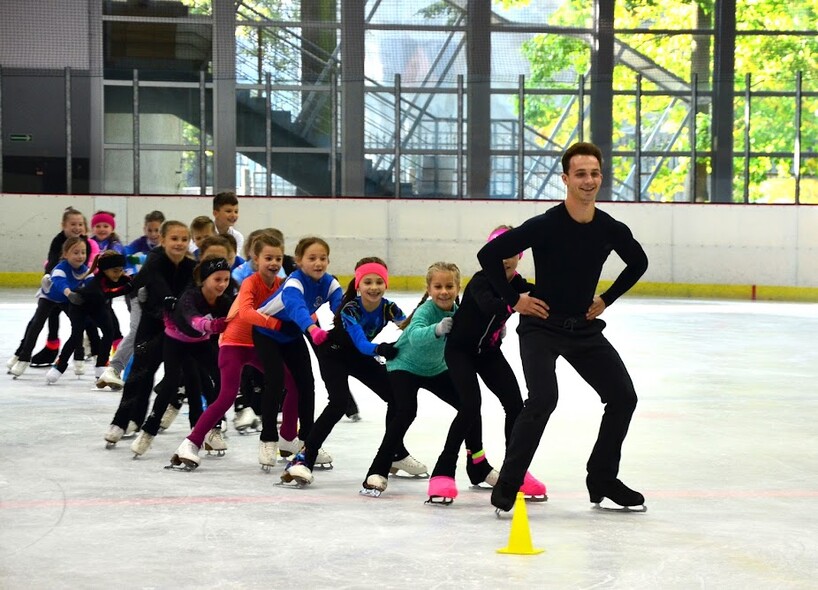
top-left (10, 360), bottom-right (30, 378)
top-left (314, 447), bottom-right (333, 469)
top-left (278, 436), bottom-right (302, 458)
top-left (360, 474), bottom-right (388, 497)
top-left (95, 365), bottom-right (124, 390)
top-left (73, 359), bottom-right (85, 376)
top-left (159, 405), bottom-right (179, 431)
top-left (233, 407), bottom-right (260, 434)
top-left (390, 454), bottom-right (429, 478)
top-left (45, 366), bottom-right (63, 384)
top-left (6, 355), bottom-right (19, 372)
top-left (204, 429), bottom-right (227, 456)
top-left (281, 458), bottom-right (314, 486)
top-left (258, 440), bottom-right (279, 472)
top-left (131, 431), bottom-right (155, 457)
top-left (167, 438), bottom-right (201, 471)
top-left (104, 424), bottom-right (124, 448)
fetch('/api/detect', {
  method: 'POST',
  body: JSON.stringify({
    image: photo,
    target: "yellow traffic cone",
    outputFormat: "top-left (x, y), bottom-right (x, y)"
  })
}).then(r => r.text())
top-left (496, 492), bottom-right (544, 555)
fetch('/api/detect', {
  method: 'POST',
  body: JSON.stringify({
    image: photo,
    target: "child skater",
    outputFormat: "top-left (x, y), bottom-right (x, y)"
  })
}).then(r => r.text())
top-left (89, 211), bottom-right (125, 255)
top-left (251, 237), bottom-right (342, 468)
top-left (9, 237), bottom-right (90, 378)
top-left (26, 207), bottom-right (88, 368)
top-left (103, 220), bottom-right (196, 448)
top-left (282, 257), bottom-right (427, 486)
top-left (46, 251), bottom-right (132, 384)
top-left (426, 226), bottom-right (547, 504)
top-left (131, 257), bottom-right (233, 458)
top-left (360, 262), bottom-right (500, 498)
top-left (168, 234), bottom-right (286, 470)
top-left (97, 211), bottom-right (165, 389)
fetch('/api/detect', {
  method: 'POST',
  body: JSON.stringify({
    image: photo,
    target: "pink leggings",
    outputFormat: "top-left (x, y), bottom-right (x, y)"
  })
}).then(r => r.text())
top-left (188, 345), bottom-right (299, 448)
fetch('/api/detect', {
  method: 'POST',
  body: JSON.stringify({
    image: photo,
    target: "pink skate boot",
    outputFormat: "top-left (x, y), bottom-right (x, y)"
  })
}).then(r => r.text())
top-left (425, 476), bottom-right (458, 506)
top-left (519, 471), bottom-right (548, 502)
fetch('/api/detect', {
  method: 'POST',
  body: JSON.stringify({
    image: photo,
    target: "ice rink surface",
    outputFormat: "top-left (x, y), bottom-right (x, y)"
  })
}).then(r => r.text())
top-left (1, 288), bottom-right (817, 589)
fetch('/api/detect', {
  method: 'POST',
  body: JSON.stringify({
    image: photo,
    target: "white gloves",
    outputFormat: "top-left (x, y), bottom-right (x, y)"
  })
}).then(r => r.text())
top-left (434, 317), bottom-right (453, 337)
top-left (40, 274), bottom-right (52, 293)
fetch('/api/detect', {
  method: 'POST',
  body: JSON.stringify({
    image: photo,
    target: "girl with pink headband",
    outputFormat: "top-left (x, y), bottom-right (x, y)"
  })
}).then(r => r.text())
top-left (282, 256), bottom-right (427, 487)
top-left (426, 225), bottom-right (547, 505)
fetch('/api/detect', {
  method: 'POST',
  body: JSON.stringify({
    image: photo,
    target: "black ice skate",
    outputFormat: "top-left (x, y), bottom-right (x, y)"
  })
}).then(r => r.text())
top-left (490, 479), bottom-right (517, 514)
top-left (586, 475), bottom-right (647, 512)
top-left (30, 341), bottom-right (59, 367)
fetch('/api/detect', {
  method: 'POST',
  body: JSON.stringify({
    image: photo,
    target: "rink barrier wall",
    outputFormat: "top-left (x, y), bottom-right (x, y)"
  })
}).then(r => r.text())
top-left (3, 271), bottom-right (817, 302)
top-left (1, 193), bottom-right (817, 301)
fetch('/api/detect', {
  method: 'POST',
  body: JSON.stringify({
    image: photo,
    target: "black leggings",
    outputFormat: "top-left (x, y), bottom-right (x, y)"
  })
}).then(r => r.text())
top-left (251, 331), bottom-right (315, 443)
top-left (56, 304), bottom-right (116, 372)
top-left (111, 320), bottom-right (164, 430)
top-left (366, 370), bottom-right (484, 479)
top-left (141, 337), bottom-right (216, 436)
top-left (15, 299), bottom-right (69, 361)
top-left (302, 344), bottom-right (409, 470)
top-left (431, 346), bottom-right (523, 478)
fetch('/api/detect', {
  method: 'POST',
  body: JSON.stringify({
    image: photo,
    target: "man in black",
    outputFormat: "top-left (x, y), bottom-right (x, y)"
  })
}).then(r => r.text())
top-left (477, 142), bottom-right (649, 511)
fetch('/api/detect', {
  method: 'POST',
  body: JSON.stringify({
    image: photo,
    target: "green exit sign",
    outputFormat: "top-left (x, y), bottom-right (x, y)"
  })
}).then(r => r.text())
top-left (9, 134), bottom-right (33, 142)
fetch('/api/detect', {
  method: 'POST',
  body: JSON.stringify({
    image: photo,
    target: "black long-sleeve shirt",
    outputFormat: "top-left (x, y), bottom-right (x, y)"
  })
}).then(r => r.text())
top-left (477, 203), bottom-right (648, 317)
top-left (447, 270), bottom-right (533, 355)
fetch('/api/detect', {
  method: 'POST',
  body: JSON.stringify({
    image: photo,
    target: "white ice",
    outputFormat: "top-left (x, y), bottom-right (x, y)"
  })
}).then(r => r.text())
top-left (1, 289), bottom-right (817, 589)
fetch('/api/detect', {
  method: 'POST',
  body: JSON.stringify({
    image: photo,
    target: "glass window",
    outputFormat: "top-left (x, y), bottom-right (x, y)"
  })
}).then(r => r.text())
top-left (103, 22), bottom-right (212, 82)
top-left (140, 150), bottom-right (211, 194)
top-left (104, 0), bottom-right (212, 16)
top-left (365, 30), bottom-right (465, 87)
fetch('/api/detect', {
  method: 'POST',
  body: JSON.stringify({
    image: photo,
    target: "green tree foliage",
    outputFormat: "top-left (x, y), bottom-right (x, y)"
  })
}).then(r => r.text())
top-left (508, 0), bottom-right (818, 202)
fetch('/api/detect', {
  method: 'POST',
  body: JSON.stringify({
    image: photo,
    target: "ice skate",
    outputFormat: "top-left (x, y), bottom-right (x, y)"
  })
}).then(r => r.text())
top-left (258, 440), bottom-right (278, 472)
top-left (425, 476), bottom-right (458, 506)
top-left (159, 405), bottom-right (180, 431)
top-left (279, 453), bottom-right (314, 487)
top-left (73, 359), bottom-right (85, 377)
top-left (587, 476), bottom-right (646, 512)
top-left (490, 479), bottom-right (517, 513)
top-left (346, 412), bottom-right (361, 422)
top-left (30, 340), bottom-right (59, 367)
top-left (45, 366), bottom-right (63, 385)
top-left (520, 471), bottom-right (548, 502)
top-left (233, 407), bottom-right (260, 434)
top-left (390, 454), bottom-right (429, 478)
top-left (10, 360), bottom-right (30, 378)
top-left (95, 365), bottom-right (124, 390)
top-left (466, 454), bottom-right (499, 489)
top-left (359, 474), bottom-right (388, 498)
top-left (6, 354), bottom-right (19, 372)
top-left (204, 428), bottom-right (227, 456)
top-left (313, 447), bottom-right (333, 470)
top-left (123, 420), bottom-right (139, 438)
top-left (278, 436), bottom-right (302, 458)
top-left (104, 424), bottom-right (124, 449)
top-left (166, 438), bottom-right (201, 471)
top-left (131, 431), bottom-right (155, 458)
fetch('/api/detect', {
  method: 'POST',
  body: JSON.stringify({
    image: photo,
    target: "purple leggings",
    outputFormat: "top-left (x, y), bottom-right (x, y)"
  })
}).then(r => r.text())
top-left (188, 345), bottom-right (299, 448)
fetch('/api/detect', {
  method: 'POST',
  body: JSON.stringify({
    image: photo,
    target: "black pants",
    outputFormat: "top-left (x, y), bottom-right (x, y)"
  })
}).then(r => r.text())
top-left (303, 343), bottom-right (409, 470)
top-left (142, 337), bottom-right (216, 436)
top-left (16, 299), bottom-right (68, 361)
top-left (431, 346), bottom-right (523, 478)
top-left (234, 365), bottom-right (264, 414)
top-left (56, 303), bottom-right (116, 372)
top-left (366, 370), bottom-right (484, 479)
top-left (498, 318), bottom-right (638, 489)
top-left (251, 331), bottom-right (315, 443)
top-left (111, 319), bottom-right (164, 429)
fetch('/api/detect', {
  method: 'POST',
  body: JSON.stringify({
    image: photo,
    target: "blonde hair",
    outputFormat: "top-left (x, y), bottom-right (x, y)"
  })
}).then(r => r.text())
top-left (398, 261), bottom-right (461, 330)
